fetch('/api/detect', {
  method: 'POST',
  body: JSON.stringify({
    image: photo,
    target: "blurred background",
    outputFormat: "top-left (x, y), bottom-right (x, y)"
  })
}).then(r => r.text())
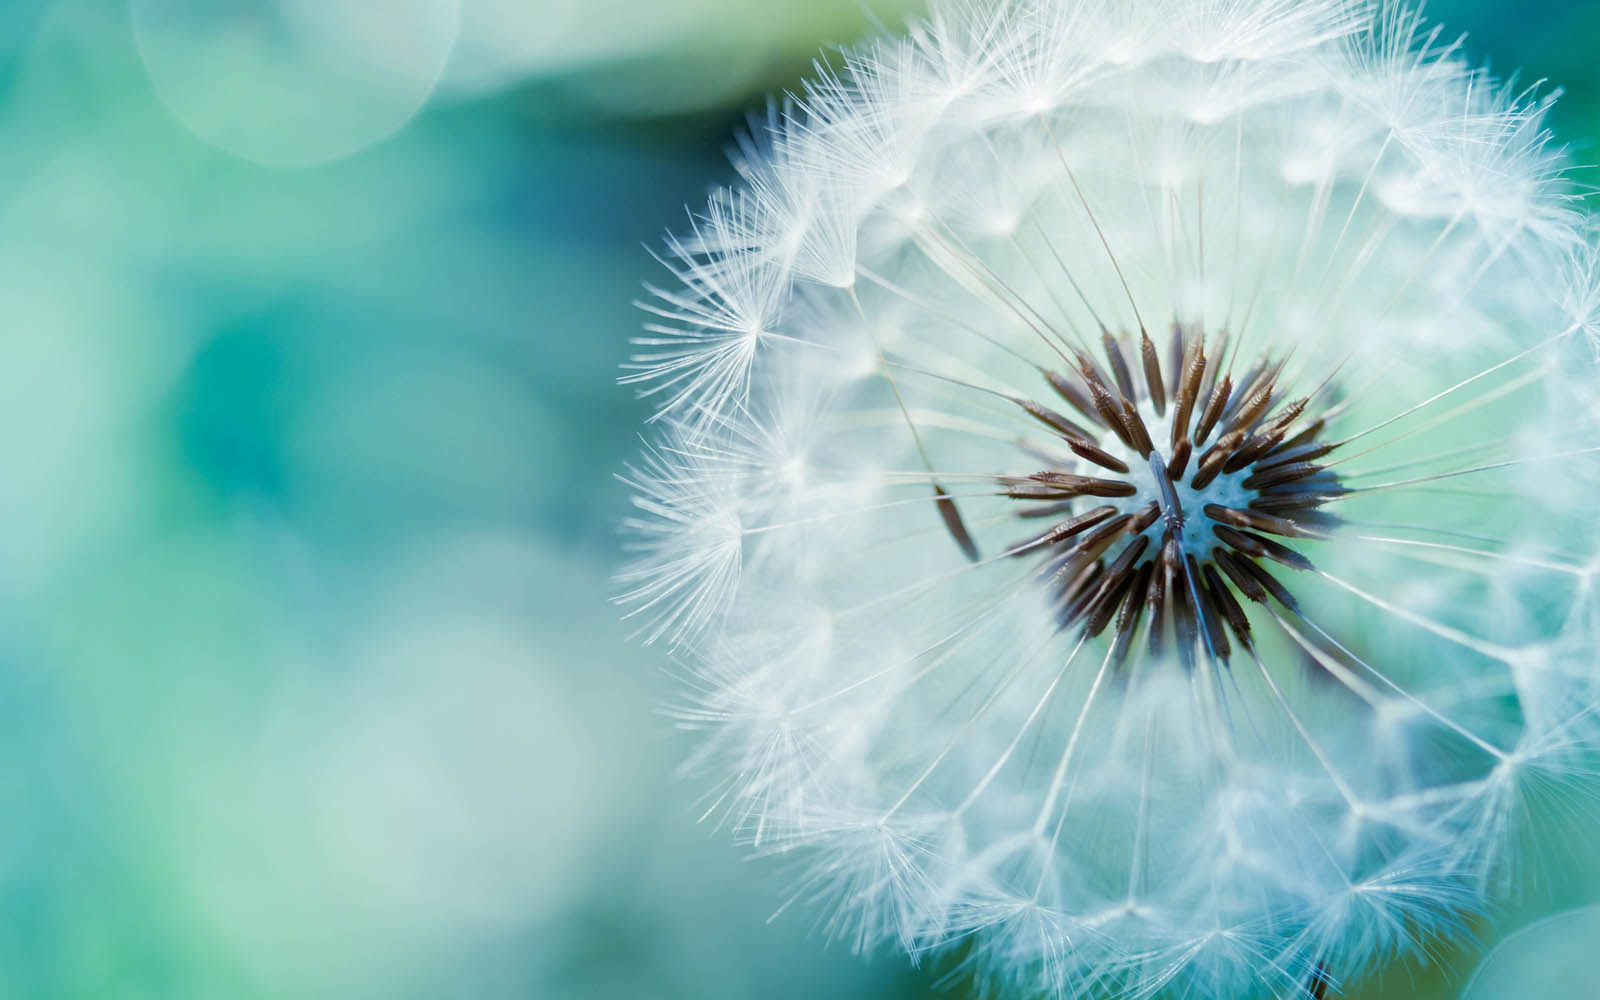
top-left (0, 1), bottom-right (1595, 997)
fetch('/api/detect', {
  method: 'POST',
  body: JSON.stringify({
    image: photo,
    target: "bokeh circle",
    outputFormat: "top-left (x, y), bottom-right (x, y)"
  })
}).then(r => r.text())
top-left (1461, 907), bottom-right (1600, 998)
top-left (132, 0), bottom-right (459, 168)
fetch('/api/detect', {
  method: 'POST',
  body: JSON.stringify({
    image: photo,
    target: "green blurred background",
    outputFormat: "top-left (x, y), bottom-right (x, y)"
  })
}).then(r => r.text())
top-left (0, 2), bottom-right (1595, 997)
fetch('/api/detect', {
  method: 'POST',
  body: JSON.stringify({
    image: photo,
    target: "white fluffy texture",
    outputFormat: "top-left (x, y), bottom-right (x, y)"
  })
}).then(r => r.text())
top-left (622, 2), bottom-right (1600, 997)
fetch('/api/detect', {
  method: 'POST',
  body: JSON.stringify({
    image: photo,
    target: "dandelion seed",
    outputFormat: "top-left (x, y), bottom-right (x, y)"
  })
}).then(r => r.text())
top-left (621, 1), bottom-right (1600, 996)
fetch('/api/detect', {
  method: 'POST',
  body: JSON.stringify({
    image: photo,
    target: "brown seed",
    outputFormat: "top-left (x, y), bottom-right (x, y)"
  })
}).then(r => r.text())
top-left (1225, 357), bottom-right (1283, 423)
top-left (1212, 524), bottom-right (1314, 570)
top-left (1145, 550), bottom-right (1168, 658)
top-left (1224, 399), bottom-right (1309, 471)
top-left (1167, 438), bottom-right (1193, 480)
top-left (1228, 379), bottom-right (1277, 432)
top-left (1128, 500), bottom-right (1162, 535)
top-left (1056, 559), bottom-right (1106, 625)
top-left (1042, 369), bottom-right (1101, 424)
top-left (1260, 419), bottom-right (1329, 463)
top-left (1102, 330), bottom-right (1137, 401)
top-left (1266, 396), bottom-right (1309, 431)
top-left (1203, 563), bottom-right (1253, 648)
top-left (1112, 561), bottom-right (1156, 667)
top-left (1084, 536), bottom-right (1150, 637)
top-left (1169, 334), bottom-right (1207, 449)
top-left (1121, 398), bottom-right (1156, 456)
top-left (1197, 329), bottom-right (1230, 407)
top-left (1256, 436), bottom-right (1336, 470)
top-left (1242, 461), bottom-right (1324, 491)
top-left (1212, 547), bottom-right (1267, 604)
top-left (1082, 570), bottom-right (1134, 636)
top-left (1214, 547), bottom-right (1299, 611)
top-left (1067, 437), bottom-right (1131, 474)
top-left (1140, 331), bottom-right (1167, 415)
top-left (1187, 553), bottom-right (1230, 660)
top-left (934, 486), bottom-right (979, 561)
top-left (1249, 492), bottom-right (1338, 515)
top-left (1166, 542), bottom-right (1200, 672)
top-left (1008, 505), bottom-right (1119, 556)
top-left (1190, 429), bottom-right (1247, 490)
top-left (1015, 397), bottom-right (1093, 442)
top-left (1309, 964), bottom-right (1333, 1000)
top-left (1166, 322), bottom-right (1185, 397)
top-left (1031, 472), bottom-right (1139, 496)
top-left (1203, 503), bottom-right (1324, 539)
top-left (1081, 362), bottom-right (1137, 449)
top-left (1003, 473), bottom-right (1138, 500)
top-left (1070, 513), bottom-right (1137, 562)
top-left (1194, 373), bottom-right (1232, 447)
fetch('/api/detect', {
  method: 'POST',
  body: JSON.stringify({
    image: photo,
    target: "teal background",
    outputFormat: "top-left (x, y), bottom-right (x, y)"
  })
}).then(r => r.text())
top-left (0, 2), bottom-right (1595, 997)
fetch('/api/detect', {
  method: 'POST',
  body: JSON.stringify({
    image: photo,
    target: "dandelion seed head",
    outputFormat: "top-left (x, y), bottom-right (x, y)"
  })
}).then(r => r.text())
top-left (622, 0), bottom-right (1600, 996)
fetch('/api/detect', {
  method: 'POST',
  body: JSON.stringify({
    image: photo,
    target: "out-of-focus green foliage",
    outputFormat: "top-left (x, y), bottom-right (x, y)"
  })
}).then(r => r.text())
top-left (0, 1), bottom-right (1594, 997)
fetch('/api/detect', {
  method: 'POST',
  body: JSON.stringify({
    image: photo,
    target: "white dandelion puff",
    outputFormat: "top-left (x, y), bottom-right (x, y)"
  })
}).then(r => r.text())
top-left (615, 431), bottom-right (745, 644)
top-left (621, 1), bottom-right (1600, 996)
top-left (623, 192), bottom-right (792, 423)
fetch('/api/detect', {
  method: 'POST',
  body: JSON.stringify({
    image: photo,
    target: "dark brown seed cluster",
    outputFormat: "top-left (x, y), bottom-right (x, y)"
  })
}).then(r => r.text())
top-left (1002, 324), bottom-right (1344, 671)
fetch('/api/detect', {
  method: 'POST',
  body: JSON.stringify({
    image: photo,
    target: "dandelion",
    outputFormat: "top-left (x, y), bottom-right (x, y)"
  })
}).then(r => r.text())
top-left (621, 1), bottom-right (1600, 996)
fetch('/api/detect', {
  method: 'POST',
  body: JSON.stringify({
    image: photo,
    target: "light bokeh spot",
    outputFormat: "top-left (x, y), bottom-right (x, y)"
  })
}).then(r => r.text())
top-left (1462, 907), bottom-right (1600, 998)
top-left (132, 0), bottom-right (459, 167)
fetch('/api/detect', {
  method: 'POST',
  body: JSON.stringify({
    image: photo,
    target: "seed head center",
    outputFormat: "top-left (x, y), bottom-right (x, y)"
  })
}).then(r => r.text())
top-left (998, 324), bottom-right (1344, 669)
